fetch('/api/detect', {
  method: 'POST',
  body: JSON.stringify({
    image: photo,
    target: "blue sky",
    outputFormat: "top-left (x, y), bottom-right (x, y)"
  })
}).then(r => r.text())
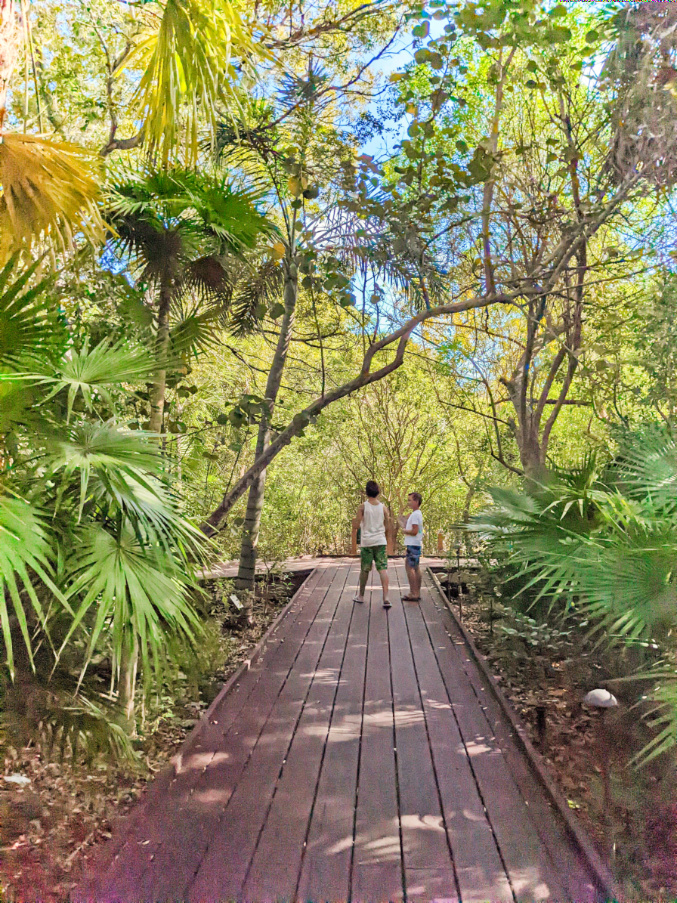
top-left (360, 18), bottom-right (447, 160)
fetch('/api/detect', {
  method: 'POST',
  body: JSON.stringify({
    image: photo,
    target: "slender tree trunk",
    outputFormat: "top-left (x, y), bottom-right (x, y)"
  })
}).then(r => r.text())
top-left (149, 276), bottom-right (172, 434)
top-left (0, 0), bottom-right (17, 129)
top-left (118, 631), bottom-right (138, 729)
top-left (235, 261), bottom-right (298, 601)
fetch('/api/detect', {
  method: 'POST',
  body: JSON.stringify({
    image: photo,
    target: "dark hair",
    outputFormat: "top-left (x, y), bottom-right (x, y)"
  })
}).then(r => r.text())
top-left (409, 491), bottom-right (422, 506)
top-left (365, 480), bottom-right (380, 498)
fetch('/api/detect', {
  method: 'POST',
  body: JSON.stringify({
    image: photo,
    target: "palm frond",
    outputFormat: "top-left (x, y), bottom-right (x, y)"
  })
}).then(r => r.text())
top-left (230, 257), bottom-right (284, 336)
top-left (0, 255), bottom-right (66, 370)
top-left (185, 255), bottom-right (234, 306)
top-left (130, 0), bottom-right (265, 164)
top-left (473, 429), bottom-right (677, 763)
top-left (629, 666), bottom-right (677, 766)
top-left (180, 176), bottom-right (275, 253)
top-left (2, 676), bottom-right (139, 765)
top-left (47, 421), bottom-right (162, 520)
top-left (0, 492), bottom-right (65, 678)
top-left (0, 134), bottom-right (105, 260)
top-left (612, 423), bottom-right (677, 511)
top-left (46, 421), bottom-right (207, 560)
top-left (44, 339), bottom-right (154, 420)
top-left (170, 306), bottom-right (223, 357)
top-left (63, 523), bottom-right (202, 694)
top-left (107, 168), bottom-right (274, 289)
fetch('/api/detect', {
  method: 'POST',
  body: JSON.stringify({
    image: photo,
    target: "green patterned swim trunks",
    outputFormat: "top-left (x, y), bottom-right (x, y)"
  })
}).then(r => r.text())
top-left (360, 544), bottom-right (388, 572)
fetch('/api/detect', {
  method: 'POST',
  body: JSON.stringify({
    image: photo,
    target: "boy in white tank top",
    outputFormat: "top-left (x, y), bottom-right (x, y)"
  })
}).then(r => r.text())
top-left (352, 480), bottom-right (391, 608)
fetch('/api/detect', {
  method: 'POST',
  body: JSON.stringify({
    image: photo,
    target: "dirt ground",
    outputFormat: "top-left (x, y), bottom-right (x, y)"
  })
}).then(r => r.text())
top-left (433, 566), bottom-right (677, 903)
top-left (0, 571), bottom-right (308, 903)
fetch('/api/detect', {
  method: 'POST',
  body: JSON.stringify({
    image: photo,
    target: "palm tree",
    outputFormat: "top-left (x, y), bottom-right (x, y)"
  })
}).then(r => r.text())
top-left (108, 168), bottom-right (273, 434)
top-left (0, 255), bottom-right (206, 734)
top-left (471, 426), bottom-right (677, 764)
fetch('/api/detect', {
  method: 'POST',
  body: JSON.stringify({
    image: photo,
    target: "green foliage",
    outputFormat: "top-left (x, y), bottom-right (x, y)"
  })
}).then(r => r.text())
top-left (131, 0), bottom-right (265, 164)
top-left (0, 257), bottom-right (209, 758)
top-left (497, 611), bottom-right (572, 656)
top-left (472, 424), bottom-right (677, 763)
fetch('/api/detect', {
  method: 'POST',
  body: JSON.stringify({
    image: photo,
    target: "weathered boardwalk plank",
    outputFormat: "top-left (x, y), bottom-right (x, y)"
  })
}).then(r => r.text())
top-left (296, 566), bottom-right (370, 902)
top-left (78, 559), bottom-right (611, 903)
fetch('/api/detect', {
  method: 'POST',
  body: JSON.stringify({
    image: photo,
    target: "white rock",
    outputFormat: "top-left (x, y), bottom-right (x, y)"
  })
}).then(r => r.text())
top-left (584, 688), bottom-right (618, 708)
top-left (3, 773), bottom-right (31, 786)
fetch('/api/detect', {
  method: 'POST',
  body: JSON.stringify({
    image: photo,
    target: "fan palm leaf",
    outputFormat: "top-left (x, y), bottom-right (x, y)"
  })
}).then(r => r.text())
top-left (109, 168), bottom-right (273, 256)
top-left (0, 255), bottom-right (66, 370)
top-left (169, 306), bottom-right (224, 357)
top-left (63, 522), bottom-right (201, 692)
top-left (230, 256), bottom-right (284, 335)
top-left (2, 675), bottom-right (140, 765)
top-left (47, 422), bottom-right (163, 521)
top-left (46, 421), bottom-right (207, 559)
top-left (43, 339), bottom-right (155, 420)
top-left (0, 134), bottom-right (106, 260)
top-left (612, 424), bottom-right (677, 511)
top-left (473, 425), bottom-right (677, 762)
top-left (629, 666), bottom-right (677, 766)
top-left (130, 0), bottom-right (266, 164)
top-left (0, 491), bottom-right (67, 678)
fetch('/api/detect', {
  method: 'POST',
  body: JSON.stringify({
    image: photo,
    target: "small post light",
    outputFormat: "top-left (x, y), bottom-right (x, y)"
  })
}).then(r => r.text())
top-left (583, 688), bottom-right (618, 857)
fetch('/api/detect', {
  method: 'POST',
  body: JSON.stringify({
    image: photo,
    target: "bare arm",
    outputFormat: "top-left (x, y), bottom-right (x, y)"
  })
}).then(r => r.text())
top-left (384, 506), bottom-right (393, 533)
top-left (353, 503), bottom-right (364, 530)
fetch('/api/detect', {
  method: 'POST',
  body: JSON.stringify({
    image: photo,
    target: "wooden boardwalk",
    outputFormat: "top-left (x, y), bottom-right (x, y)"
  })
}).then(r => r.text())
top-left (78, 561), bottom-right (611, 903)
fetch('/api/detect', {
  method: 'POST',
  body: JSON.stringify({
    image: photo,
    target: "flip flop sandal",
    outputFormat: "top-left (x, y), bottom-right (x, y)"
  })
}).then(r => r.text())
top-left (353, 596), bottom-right (364, 603)
top-left (402, 594), bottom-right (420, 601)
top-left (383, 599), bottom-right (392, 609)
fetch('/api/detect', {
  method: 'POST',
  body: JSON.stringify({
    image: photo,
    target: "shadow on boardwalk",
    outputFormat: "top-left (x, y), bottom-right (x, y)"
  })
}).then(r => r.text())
top-left (76, 561), bottom-right (613, 903)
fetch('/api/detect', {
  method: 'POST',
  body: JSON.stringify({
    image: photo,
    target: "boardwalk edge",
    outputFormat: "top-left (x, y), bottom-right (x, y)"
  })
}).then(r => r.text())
top-left (427, 568), bottom-right (621, 903)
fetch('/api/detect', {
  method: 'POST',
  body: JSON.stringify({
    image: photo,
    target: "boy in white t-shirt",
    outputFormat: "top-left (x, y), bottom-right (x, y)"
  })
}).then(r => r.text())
top-left (399, 492), bottom-right (423, 601)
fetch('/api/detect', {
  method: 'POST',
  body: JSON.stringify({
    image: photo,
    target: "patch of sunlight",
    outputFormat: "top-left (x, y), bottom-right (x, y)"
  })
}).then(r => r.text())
top-left (354, 831), bottom-right (402, 861)
top-left (400, 813), bottom-right (445, 833)
top-left (296, 722), bottom-right (332, 738)
top-left (177, 751), bottom-right (230, 773)
top-left (462, 739), bottom-right (494, 756)
top-left (509, 868), bottom-right (552, 900)
top-left (362, 709), bottom-right (397, 728)
top-left (312, 667), bottom-right (341, 683)
top-left (394, 707), bottom-right (426, 727)
top-left (326, 835), bottom-right (354, 855)
top-left (190, 788), bottom-right (233, 805)
top-left (460, 807), bottom-right (490, 824)
top-left (425, 697), bottom-right (455, 711)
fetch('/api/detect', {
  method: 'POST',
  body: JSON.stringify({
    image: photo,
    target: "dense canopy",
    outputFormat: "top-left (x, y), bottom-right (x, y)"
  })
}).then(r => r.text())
top-left (3, 0), bottom-right (677, 896)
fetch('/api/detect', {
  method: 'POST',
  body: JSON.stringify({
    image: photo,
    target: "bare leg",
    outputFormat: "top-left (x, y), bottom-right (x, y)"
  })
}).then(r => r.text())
top-left (378, 568), bottom-right (390, 606)
top-left (357, 567), bottom-right (370, 600)
top-left (413, 565), bottom-right (421, 598)
top-left (405, 561), bottom-right (415, 596)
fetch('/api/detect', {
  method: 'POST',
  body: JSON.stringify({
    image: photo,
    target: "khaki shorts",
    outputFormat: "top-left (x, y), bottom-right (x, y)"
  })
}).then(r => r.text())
top-left (360, 545), bottom-right (388, 572)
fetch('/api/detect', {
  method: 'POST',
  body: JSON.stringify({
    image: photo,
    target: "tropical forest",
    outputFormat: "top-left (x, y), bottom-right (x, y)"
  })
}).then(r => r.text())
top-left (2, 1), bottom-right (677, 900)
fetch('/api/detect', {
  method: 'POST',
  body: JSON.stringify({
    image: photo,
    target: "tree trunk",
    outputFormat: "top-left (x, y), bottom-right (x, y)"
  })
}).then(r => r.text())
top-left (148, 276), bottom-right (172, 434)
top-left (118, 631), bottom-right (138, 729)
top-left (0, 0), bottom-right (17, 128)
top-left (518, 427), bottom-right (545, 477)
top-left (234, 262), bottom-right (298, 600)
